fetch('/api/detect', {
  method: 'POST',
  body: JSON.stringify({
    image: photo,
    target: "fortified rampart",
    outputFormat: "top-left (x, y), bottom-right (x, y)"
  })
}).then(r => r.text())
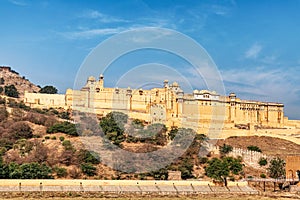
top-left (23, 74), bottom-right (299, 137)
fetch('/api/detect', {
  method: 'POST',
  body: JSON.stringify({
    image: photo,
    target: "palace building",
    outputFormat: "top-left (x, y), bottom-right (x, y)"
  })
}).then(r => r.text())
top-left (24, 74), bottom-right (287, 134)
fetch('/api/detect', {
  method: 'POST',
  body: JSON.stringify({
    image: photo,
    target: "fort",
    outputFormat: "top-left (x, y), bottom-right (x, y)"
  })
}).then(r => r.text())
top-left (24, 74), bottom-right (300, 137)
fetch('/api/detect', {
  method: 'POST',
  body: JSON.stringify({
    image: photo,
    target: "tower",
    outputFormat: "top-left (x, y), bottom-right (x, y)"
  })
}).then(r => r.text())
top-left (98, 74), bottom-right (104, 89)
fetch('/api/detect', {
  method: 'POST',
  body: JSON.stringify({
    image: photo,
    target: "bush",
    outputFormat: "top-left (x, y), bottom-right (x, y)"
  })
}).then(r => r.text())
top-left (47, 122), bottom-right (78, 136)
top-left (45, 136), bottom-right (50, 140)
top-left (39, 86), bottom-right (58, 94)
top-left (24, 112), bottom-right (47, 125)
top-left (199, 157), bottom-right (208, 164)
top-left (131, 119), bottom-right (144, 129)
top-left (260, 173), bottom-right (266, 178)
top-left (258, 157), bottom-right (268, 166)
top-left (220, 144), bottom-right (233, 155)
top-left (51, 136), bottom-right (56, 140)
top-left (4, 85), bottom-right (19, 98)
top-left (81, 163), bottom-right (96, 176)
top-left (62, 140), bottom-right (73, 151)
top-left (77, 149), bottom-right (100, 164)
top-left (54, 167), bottom-right (67, 178)
top-left (247, 145), bottom-right (262, 152)
top-left (2, 162), bottom-right (53, 179)
top-left (58, 111), bottom-right (70, 120)
top-left (9, 121), bottom-right (33, 140)
top-left (0, 107), bottom-right (8, 122)
top-left (59, 136), bottom-right (65, 142)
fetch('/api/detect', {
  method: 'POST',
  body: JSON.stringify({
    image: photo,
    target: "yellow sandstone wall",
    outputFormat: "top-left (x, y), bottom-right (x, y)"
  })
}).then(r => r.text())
top-left (23, 75), bottom-right (298, 137)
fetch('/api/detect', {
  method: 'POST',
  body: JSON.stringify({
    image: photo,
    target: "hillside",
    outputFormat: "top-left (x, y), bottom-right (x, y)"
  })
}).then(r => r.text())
top-left (0, 66), bottom-right (40, 97)
top-left (217, 136), bottom-right (300, 158)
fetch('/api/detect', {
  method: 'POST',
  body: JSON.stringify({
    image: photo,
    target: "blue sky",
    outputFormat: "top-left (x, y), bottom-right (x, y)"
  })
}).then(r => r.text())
top-left (0, 0), bottom-right (300, 119)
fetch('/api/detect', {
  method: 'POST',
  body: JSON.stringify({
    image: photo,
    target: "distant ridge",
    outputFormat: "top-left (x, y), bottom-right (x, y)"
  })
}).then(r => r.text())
top-left (0, 66), bottom-right (40, 97)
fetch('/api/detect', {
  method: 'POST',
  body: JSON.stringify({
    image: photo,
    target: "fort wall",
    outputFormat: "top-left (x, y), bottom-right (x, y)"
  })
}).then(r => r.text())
top-left (23, 75), bottom-right (299, 138)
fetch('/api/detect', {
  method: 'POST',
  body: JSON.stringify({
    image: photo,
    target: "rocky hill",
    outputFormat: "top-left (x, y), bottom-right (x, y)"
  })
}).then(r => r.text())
top-left (217, 136), bottom-right (300, 158)
top-left (0, 66), bottom-right (40, 97)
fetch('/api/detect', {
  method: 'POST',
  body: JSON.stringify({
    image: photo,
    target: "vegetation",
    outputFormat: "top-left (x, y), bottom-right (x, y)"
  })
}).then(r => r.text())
top-left (99, 111), bottom-right (128, 146)
top-left (39, 85), bottom-right (58, 94)
top-left (77, 149), bottom-right (100, 164)
top-left (258, 157), bottom-right (268, 166)
top-left (220, 144), bottom-right (233, 155)
top-left (247, 145), bottom-right (262, 152)
top-left (268, 157), bottom-right (285, 179)
top-left (47, 122), bottom-right (78, 136)
top-left (0, 159), bottom-right (52, 179)
top-left (81, 163), bottom-right (96, 176)
top-left (53, 167), bottom-right (67, 178)
top-left (4, 84), bottom-right (19, 98)
top-left (205, 157), bottom-right (243, 186)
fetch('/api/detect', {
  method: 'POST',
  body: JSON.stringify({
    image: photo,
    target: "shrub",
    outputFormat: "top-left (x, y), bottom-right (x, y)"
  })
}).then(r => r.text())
top-left (51, 136), bottom-right (56, 140)
top-left (59, 136), bottom-right (65, 142)
top-left (247, 145), bottom-right (262, 152)
top-left (45, 136), bottom-right (50, 140)
top-left (4, 85), bottom-right (19, 98)
top-left (220, 144), bottom-right (233, 155)
top-left (62, 140), bottom-right (73, 151)
top-left (39, 86), bottom-right (58, 94)
top-left (54, 167), bottom-right (67, 178)
top-left (81, 163), bottom-right (97, 176)
top-left (260, 173), bottom-right (266, 178)
top-left (9, 121), bottom-right (33, 140)
top-left (0, 106), bottom-right (8, 122)
top-left (258, 157), bottom-right (268, 166)
top-left (77, 149), bottom-right (100, 164)
top-left (47, 122), bottom-right (78, 136)
top-left (24, 112), bottom-right (47, 125)
top-left (199, 157), bottom-right (208, 164)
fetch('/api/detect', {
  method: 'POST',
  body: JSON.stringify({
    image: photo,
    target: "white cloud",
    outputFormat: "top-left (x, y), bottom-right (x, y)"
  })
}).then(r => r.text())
top-left (245, 43), bottom-right (262, 59)
top-left (81, 10), bottom-right (129, 23)
top-left (61, 28), bottom-right (124, 39)
top-left (221, 67), bottom-right (300, 119)
top-left (8, 0), bottom-right (27, 6)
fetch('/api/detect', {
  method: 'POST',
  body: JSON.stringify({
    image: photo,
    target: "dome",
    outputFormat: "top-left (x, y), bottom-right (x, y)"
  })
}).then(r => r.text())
top-left (172, 82), bottom-right (179, 87)
top-left (193, 89), bottom-right (199, 94)
top-left (88, 76), bottom-right (96, 82)
top-left (200, 90), bottom-right (210, 94)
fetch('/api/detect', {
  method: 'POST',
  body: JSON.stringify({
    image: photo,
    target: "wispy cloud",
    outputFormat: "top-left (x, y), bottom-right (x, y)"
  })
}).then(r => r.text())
top-left (245, 43), bottom-right (262, 59)
top-left (8, 0), bottom-right (27, 6)
top-left (60, 28), bottom-right (124, 39)
top-left (221, 66), bottom-right (300, 118)
top-left (81, 10), bottom-right (129, 23)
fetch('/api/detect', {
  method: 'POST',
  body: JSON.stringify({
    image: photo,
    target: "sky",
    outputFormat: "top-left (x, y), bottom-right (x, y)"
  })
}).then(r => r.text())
top-left (0, 0), bottom-right (300, 119)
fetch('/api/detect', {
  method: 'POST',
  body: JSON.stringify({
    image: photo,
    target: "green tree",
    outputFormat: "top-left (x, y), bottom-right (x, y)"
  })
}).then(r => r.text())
top-left (258, 157), bottom-right (268, 166)
top-left (47, 122), bottom-right (78, 136)
top-left (205, 157), bottom-right (243, 186)
top-left (268, 157), bottom-right (285, 179)
top-left (39, 85), bottom-right (58, 94)
top-left (205, 158), bottom-right (229, 183)
top-left (99, 112), bottom-right (128, 145)
top-left (54, 167), bottom-right (67, 178)
top-left (19, 163), bottom-right (52, 179)
top-left (247, 145), bottom-right (262, 152)
top-left (81, 163), bottom-right (96, 176)
top-left (4, 85), bottom-right (19, 98)
top-left (220, 144), bottom-right (233, 155)
top-left (77, 149), bottom-right (100, 164)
